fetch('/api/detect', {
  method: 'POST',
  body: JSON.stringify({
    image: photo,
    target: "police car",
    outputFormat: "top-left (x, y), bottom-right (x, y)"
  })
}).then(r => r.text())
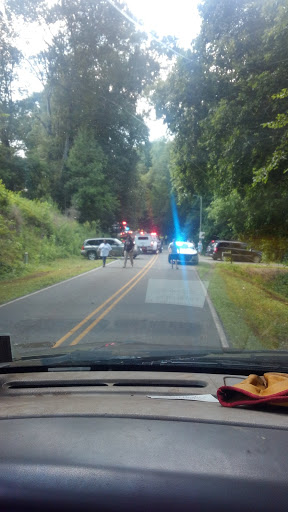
top-left (168, 241), bottom-right (199, 265)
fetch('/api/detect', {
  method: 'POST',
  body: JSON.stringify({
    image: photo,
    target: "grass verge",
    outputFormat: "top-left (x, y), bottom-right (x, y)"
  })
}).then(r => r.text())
top-left (197, 261), bottom-right (288, 350)
top-left (0, 257), bottom-right (115, 305)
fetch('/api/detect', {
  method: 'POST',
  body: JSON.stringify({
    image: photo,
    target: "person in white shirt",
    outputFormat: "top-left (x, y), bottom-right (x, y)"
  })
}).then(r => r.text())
top-left (197, 240), bottom-right (203, 255)
top-left (98, 240), bottom-right (112, 267)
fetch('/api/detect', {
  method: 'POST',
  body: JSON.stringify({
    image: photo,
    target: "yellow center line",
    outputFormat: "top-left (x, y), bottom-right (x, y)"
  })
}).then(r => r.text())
top-left (70, 254), bottom-right (158, 346)
top-left (52, 255), bottom-right (157, 349)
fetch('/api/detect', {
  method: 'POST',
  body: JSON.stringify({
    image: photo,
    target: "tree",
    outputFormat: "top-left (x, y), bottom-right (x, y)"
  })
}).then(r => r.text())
top-left (254, 88), bottom-right (288, 184)
top-left (140, 139), bottom-right (173, 234)
top-left (5, 0), bottom-right (164, 227)
top-left (0, 3), bottom-right (25, 190)
top-left (31, 0), bottom-right (160, 212)
top-left (65, 128), bottom-right (118, 226)
top-left (154, 0), bottom-right (288, 250)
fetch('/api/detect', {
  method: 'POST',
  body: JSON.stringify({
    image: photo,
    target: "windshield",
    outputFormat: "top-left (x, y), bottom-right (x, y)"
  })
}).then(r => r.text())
top-left (176, 242), bottom-right (196, 249)
top-left (0, 0), bottom-right (287, 370)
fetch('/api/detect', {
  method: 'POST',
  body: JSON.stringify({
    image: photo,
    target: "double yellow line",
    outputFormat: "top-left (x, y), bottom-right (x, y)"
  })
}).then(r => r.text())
top-left (52, 254), bottom-right (158, 348)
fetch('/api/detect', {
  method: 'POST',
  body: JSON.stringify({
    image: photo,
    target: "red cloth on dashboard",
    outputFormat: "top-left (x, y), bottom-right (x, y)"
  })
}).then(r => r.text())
top-left (217, 373), bottom-right (288, 407)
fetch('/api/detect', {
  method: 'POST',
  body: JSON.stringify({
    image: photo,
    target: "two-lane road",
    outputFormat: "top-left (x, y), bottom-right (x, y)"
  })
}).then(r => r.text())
top-left (0, 252), bottom-right (227, 360)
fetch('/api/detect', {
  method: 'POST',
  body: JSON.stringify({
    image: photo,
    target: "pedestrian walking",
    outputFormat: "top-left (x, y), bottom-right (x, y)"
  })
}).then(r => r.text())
top-left (197, 240), bottom-right (203, 255)
top-left (123, 234), bottom-right (134, 268)
top-left (98, 239), bottom-right (112, 267)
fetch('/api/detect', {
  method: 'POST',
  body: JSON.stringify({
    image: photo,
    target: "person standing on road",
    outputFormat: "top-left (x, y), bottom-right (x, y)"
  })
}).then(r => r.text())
top-left (169, 239), bottom-right (179, 269)
top-left (123, 234), bottom-right (134, 268)
top-left (197, 240), bottom-right (203, 255)
top-left (152, 239), bottom-right (158, 253)
top-left (98, 239), bottom-right (112, 267)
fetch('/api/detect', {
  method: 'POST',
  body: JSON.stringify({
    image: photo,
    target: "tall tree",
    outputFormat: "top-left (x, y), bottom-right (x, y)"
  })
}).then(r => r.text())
top-left (0, 3), bottom-right (25, 190)
top-left (29, 0), bottom-right (160, 214)
top-left (2, 0), bottom-right (164, 228)
top-left (140, 139), bottom-right (173, 234)
top-left (65, 128), bottom-right (117, 226)
top-left (154, 0), bottom-right (288, 248)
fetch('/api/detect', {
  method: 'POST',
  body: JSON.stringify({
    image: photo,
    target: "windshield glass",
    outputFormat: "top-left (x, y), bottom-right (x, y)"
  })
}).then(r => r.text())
top-left (176, 243), bottom-right (195, 249)
top-left (0, 0), bottom-right (287, 369)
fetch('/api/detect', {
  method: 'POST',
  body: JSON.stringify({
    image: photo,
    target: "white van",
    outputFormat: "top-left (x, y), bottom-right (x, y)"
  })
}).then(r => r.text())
top-left (134, 233), bottom-right (162, 254)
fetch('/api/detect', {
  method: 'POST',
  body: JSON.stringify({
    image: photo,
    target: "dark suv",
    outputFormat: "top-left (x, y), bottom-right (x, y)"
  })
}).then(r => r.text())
top-left (205, 240), bottom-right (217, 256)
top-left (212, 240), bottom-right (262, 263)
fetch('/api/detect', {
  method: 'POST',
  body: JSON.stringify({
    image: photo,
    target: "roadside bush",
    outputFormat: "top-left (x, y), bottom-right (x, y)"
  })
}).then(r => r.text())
top-left (268, 272), bottom-right (288, 299)
top-left (0, 180), bottom-right (10, 214)
top-left (0, 182), bottom-right (104, 278)
top-left (251, 237), bottom-right (287, 263)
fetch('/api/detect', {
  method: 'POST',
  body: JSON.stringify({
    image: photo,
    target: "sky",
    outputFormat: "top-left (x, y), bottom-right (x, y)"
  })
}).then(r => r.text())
top-left (124, 0), bottom-right (202, 138)
top-left (125, 0), bottom-right (202, 50)
top-left (14, 0), bottom-right (203, 140)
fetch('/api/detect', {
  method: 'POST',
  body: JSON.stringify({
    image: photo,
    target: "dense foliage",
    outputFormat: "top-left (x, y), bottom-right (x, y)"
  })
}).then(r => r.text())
top-left (136, 139), bottom-right (174, 234)
top-left (0, 0), bottom-right (164, 229)
top-left (1, 0), bottom-right (288, 259)
top-left (154, 0), bottom-right (288, 258)
top-left (0, 181), bottom-right (100, 277)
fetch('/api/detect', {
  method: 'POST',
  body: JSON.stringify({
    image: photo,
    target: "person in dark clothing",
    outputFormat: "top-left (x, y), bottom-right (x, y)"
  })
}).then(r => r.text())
top-left (123, 235), bottom-right (134, 268)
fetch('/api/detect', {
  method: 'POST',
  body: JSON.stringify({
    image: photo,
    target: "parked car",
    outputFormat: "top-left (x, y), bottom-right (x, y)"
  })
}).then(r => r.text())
top-left (205, 240), bottom-right (217, 256)
top-left (81, 238), bottom-right (124, 260)
top-left (168, 241), bottom-right (199, 265)
top-left (211, 240), bottom-right (262, 263)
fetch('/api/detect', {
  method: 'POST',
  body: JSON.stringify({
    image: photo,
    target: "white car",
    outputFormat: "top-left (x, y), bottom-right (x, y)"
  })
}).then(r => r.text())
top-left (134, 233), bottom-right (162, 254)
top-left (168, 241), bottom-right (199, 265)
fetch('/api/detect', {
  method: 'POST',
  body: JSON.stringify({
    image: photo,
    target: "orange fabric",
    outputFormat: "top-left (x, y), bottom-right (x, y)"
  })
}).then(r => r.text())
top-left (217, 373), bottom-right (288, 408)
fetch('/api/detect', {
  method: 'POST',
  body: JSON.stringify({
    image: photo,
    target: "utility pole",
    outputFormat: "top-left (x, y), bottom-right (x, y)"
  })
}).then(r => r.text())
top-left (199, 195), bottom-right (202, 238)
top-left (193, 195), bottom-right (203, 239)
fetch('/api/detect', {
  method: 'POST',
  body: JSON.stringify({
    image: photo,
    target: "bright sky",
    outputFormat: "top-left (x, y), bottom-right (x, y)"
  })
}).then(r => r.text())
top-left (124, 0), bottom-right (202, 138)
top-left (125, 0), bottom-right (202, 50)
top-left (14, 0), bottom-right (203, 139)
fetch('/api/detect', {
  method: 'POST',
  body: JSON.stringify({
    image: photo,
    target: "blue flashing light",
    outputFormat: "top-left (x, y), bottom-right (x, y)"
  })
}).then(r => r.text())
top-left (170, 194), bottom-right (181, 240)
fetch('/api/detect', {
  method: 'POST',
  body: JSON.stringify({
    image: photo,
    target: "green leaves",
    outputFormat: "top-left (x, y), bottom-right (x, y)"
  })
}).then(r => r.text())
top-left (1, 0), bottom-right (164, 229)
top-left (139, 139), bottom-right (173, 233)
top-left (154, 0), bottom-right (288, 247)
top-left (254, 87), bottom-right (288, 183)
top-left (65, 128), bottom-right (118, 226)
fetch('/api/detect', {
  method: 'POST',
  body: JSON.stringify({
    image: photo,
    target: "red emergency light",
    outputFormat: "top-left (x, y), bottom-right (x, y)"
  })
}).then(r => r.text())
top-left (122, 221), bottom-right (127, 226)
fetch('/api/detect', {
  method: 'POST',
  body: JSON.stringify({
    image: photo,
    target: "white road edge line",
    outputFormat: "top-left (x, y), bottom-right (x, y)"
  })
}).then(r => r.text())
top-left (0, 259), bottom-right (118, 309)
top-left (196, 270), bottom-right (229, 349)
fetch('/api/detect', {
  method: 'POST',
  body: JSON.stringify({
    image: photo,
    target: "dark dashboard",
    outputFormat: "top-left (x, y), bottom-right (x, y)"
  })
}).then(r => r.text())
top-left (0, 370), bottom-right (287, 511)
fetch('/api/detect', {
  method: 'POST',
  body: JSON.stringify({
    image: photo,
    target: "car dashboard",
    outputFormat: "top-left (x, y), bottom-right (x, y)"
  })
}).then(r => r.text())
top-left (0, 369), bottom-right (287, 511)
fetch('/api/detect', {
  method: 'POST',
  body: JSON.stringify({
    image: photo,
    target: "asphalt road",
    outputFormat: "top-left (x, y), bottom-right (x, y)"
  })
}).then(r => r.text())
top-left (0, 251), bottom-right (227, 361)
